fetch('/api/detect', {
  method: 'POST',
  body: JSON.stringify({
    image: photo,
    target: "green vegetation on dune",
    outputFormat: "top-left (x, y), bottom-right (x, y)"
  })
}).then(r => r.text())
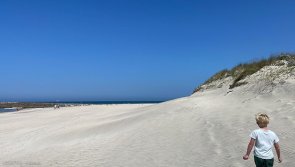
top-left (193, 53), bottom-right (295, 93)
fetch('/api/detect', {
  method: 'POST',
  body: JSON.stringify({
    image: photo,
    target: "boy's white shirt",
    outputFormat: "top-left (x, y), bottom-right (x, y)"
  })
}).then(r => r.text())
top-left (250, 129), bottom-right (279, 159)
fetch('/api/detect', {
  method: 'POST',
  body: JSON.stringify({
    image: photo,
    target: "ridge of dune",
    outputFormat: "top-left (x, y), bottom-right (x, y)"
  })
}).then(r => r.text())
top-left (194, 54), bottom-right (295, 94)
top-left (1, 56), bottom-right (295, 167)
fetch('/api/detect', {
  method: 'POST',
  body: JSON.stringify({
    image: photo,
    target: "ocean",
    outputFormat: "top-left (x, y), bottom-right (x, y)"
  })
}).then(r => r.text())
top-left (0, 108), bottom-right (17, 113)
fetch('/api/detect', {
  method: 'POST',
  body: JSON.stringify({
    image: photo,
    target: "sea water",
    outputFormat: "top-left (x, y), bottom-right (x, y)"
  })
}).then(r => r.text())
top-left (0, 108), bottom-right (17, 113)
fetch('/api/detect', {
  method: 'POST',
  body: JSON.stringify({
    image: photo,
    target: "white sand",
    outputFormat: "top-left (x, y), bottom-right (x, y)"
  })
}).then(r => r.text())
top-left (1, 84), bottom-right (295, 166)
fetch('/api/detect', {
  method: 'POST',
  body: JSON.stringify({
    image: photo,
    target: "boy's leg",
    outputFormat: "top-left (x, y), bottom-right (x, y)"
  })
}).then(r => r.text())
top-left (265, 158), bottom-right (274, 167)
top-left (254, 156), bottom-right (274, 167)
top-left (254, 156), bottom-right (264, 167)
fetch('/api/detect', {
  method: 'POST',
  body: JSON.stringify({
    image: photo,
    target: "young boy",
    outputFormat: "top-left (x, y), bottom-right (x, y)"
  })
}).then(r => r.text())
top-left (243, 113), bottom-right (282, 167)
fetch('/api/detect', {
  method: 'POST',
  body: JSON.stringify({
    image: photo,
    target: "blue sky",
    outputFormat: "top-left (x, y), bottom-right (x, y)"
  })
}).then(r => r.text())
top-left (0, 0), bottom-right (294, 101)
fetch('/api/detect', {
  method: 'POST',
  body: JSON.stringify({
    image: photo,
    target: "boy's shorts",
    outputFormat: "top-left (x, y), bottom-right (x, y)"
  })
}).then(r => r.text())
top-left (254, 156), bottom-right (274, 167)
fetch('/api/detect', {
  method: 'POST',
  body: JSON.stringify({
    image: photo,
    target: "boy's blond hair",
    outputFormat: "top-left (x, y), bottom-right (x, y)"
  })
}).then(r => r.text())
top-left (255, 113), bottom-right (269, 128)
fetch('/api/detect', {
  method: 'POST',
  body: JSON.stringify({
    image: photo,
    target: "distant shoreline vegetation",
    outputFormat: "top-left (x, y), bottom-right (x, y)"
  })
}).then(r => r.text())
top-left (0, 101), bottom-right (164, 110)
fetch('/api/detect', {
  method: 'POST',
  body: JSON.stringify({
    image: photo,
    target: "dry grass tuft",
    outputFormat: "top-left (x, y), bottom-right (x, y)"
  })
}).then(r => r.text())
top-left (193, 53), bottom-right (295, 93)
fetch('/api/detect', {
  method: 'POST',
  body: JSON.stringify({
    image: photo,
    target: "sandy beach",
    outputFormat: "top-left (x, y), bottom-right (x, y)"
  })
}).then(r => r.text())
top-left (1, 82), bottom-right (294, 167)
top-left (1, 0), bottom-right (294, 166)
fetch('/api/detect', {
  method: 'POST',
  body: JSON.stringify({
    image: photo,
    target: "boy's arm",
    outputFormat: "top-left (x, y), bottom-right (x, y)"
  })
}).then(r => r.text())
top-left (274, 143), bottom-right (282, 163)
top-left (243, 138), bottom-right (255, 160)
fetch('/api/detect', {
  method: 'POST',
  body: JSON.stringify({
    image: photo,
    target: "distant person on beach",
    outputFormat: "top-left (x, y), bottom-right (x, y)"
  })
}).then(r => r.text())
top-left (243, 113), bottom-right (282, 167)
top-left (54, 105), bottom-right (60, 109)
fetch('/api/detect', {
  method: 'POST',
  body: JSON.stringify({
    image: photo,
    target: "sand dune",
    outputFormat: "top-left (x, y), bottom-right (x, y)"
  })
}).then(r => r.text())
top-left (1, 83), bottom-right (295, 166)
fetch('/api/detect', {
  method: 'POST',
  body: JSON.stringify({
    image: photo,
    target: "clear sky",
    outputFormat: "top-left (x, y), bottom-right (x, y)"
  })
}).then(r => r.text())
top-left (0, 0), bottom-right (294, 102)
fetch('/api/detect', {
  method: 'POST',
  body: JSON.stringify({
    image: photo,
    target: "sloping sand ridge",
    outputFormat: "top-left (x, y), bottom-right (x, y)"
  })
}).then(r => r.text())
top-left (1, 59), bottom-right (295, 166)
top-left (1, 85), bottom-right (295, 166)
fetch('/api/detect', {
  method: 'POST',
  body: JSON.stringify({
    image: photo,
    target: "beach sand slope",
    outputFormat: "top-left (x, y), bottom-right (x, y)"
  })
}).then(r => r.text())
top-left (1, 83), bottom-right (295, 166)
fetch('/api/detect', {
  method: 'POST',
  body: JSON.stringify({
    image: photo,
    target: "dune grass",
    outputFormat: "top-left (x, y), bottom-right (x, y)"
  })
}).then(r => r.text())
top-left (193, 53), bottom-right (295, 93)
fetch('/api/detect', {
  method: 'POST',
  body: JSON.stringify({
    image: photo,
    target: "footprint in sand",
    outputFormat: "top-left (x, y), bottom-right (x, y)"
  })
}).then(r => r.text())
top-left (205, 120), bottom-right (223, 155)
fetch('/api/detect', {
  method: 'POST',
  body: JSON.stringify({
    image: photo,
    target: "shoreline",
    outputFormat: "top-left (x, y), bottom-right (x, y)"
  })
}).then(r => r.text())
top-left (0, 101), bottom-right (163, 109)
top-left (0, 102), bottom-right (68, 109)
